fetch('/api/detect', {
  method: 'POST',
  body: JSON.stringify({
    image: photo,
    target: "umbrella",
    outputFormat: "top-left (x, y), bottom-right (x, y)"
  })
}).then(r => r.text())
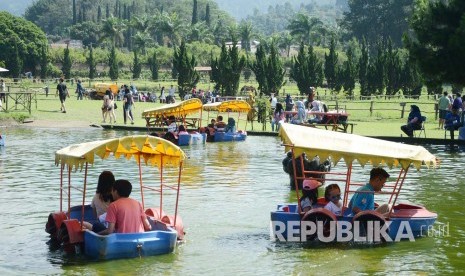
top-left (0, 67), bottom-right (8, 72)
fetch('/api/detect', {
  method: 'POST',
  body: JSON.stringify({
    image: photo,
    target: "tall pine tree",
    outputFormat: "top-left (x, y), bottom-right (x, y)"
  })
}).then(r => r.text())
top-left (87, 45), bottom-right (96, 79)
top-left (132, 50), bottom-right (141, 79)
top-left (172, 41), bottom-right (200, 98)
top-left (62, 45), bottom-right (72, 79)
top-left (108, 46), bottom-right (119, 80)
top-left (149, 50), bottom-right (159, 81)
top-left (192, 0), bottom-right (198, 25)
top-left (324, 38), bottom-right (338, 90)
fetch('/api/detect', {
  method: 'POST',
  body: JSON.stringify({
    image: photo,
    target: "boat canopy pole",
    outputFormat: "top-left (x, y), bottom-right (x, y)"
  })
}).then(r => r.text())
top-left (80, 162), bottom-right (88, 230)
top-left (174, 161), bottom-right (183, 227)
top-left (159, 155), bottom-right (164, 217)
top-left (67, 165), bottom-right (71, 216)
top-left (342, 164), bottom-right (353, 209)
top-left (60, 163), bottom-right (64, 212)
top-left (138, 154), bottom-right (145, 209)
top-left (387, 168), bottom-right (408, 218)
top-left (290, 147), bottom-right (303, 213)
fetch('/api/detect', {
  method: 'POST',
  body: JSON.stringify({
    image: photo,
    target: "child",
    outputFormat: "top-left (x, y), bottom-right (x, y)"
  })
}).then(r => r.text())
top-left (324, 184), bottom-right (342, 216)
top-left (300, 179), bottom-right (322, 213)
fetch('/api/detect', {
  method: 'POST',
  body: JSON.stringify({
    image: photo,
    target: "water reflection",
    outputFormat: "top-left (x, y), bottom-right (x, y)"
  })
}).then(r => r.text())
top-left (0, 127), bottom-right (463, 274)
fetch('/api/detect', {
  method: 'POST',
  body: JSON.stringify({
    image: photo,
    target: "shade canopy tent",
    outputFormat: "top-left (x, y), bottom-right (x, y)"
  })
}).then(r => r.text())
top-left (202, 100), bottom-right (251, 113)
top-left (279, 123), bottom-right (437, 170)
top-left (142, 98), bottom-right (203, 118)
top-left (0, 67), bottom-right (9, 72)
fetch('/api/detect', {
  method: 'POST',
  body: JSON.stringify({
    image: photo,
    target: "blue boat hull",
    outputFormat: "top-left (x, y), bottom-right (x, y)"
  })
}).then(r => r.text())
top-left (213, 131), bottom-right (247, 142)
top-left (178, 133), bottom-right (207, 146)
top-left (271, 203), bottom-right (437, 242)
top-left (84, 229), bottom-right (177, 260)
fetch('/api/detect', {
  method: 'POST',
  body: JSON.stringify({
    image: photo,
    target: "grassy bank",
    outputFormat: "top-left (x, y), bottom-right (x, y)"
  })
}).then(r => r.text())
top-left (0, 90), bottom-right (450, 139)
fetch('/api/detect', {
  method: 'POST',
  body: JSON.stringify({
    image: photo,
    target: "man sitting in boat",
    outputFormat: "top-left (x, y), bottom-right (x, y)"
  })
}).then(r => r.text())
top-left (348, 167), bottom-right (392, 216)
top-left (99, 179), bottom-right (152, 235)
top-left (214, 116), bottom-right (227, 132)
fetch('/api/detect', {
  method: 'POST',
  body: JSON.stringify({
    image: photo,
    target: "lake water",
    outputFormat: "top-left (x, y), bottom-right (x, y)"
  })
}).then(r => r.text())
top-left (0, 127), bottom-right (464, 275)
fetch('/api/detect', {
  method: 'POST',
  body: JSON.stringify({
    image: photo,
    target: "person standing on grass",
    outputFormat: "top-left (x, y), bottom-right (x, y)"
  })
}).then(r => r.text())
top-left (438, 91), bottom-right (451, 129)
top-left (56, 78), bottom-right (69, 113)
top-left (123, 87), bottom-right (134, 125)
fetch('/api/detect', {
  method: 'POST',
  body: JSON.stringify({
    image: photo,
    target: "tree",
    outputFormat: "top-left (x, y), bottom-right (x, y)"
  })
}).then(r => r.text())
top-left (278, 31), bottom-right (294, 58)
top-left (192, 0), bottom-right (198, 25)
top-left (265, 44), bottom-right (286, 95)
top-left (0, 12), bottom-right (48, 77)
top-left (324, 38), bottom-right (338, 90)
top-left (108, 46), bottom-right (119, 80)
top-left (87, 45), bottom-right (96, 79)
top-left (287, 13), bottom-right (323, 45)
top-left (400, 59), bottom-right (422, 98)
top-left (100, 16), bottom-right (126, 47)
top-left (341, 0), bottom-right (414, 48)
top-left (172, 41), bottom-right (200, 98)
top-left (62, 45), bottom-right (72, 79)
top-left (290, 42), bottom-right (323, 95)
top-left (132, 50), bottom-right (142, 79)
top-left (385, 40), bottom-right (402, 96)
top-left (24, 0), bottom-right (72, 36)
top-left (407, 0), bottom-right (465, 86)
top-left (359, 38), bottom-right (369, 97)
top-left (205, 4), bottom-right (211, 26)
top-left (251, 45), bottom-right (267, 95)
top-left (39, 44), bottom-right (49, 79)
top-left (73, 0), bottom-right (77, 25)
top-left (148, 50), bottom-right (159, 81)
top-left (342, 46), bottom-right (357, 95)
top-left (239, 21), bottom-right (253, 53)
top-left (372, 42), bottom-right (386, 95)
top-left (211, 41), bottom-right (246, 96)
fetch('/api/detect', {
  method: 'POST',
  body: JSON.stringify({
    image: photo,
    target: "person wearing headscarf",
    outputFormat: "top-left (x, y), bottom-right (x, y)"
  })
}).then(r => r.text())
top-left (400, 105), bottom-right (423, 137)
top-left (291, 101), bottom-right (306, 124)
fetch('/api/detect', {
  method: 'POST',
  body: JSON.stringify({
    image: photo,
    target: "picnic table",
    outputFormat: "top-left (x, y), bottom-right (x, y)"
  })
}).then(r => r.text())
top-left (283, 110), bottom-right (354, 133)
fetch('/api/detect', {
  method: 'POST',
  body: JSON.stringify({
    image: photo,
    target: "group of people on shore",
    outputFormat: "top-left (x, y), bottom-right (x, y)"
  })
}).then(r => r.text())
top-left (269, 87), bottom-right (329, 132)
top-left (438, 91), bottom-right (465, 140)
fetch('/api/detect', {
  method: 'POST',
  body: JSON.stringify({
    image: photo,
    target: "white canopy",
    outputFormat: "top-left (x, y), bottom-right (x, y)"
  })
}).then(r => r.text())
top-left (0, 67), bottom-right (8, 72)
top-left (279, 123), bottom-right (437, 170)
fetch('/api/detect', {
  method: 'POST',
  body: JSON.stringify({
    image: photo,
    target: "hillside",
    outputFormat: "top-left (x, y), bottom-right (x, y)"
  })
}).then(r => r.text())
top-left (215, 0), bottom-right (337, 20)
top-left (1, 0), bottom-right (339, 19)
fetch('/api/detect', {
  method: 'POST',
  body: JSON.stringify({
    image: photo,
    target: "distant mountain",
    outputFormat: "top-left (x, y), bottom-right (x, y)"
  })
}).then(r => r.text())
top-left (0, 0), bottom-right (33, 15)
top-left (214, 0), bottom-right (338, 20)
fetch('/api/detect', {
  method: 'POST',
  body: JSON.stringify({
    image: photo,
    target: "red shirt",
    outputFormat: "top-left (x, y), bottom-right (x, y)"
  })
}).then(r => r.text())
top-left (105, 197), bottom-right (146, 233)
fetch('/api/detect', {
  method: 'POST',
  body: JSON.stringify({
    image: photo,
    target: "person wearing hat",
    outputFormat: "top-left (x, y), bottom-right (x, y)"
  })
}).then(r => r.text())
top-left (348, 167), bottom-right (392, 216)
top-left (400, 105), bottom-right (423, 138)
top-left (300, 179), bottom-right (323, 213)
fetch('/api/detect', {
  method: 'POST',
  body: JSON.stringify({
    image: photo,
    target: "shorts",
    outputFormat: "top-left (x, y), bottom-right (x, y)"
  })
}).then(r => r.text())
top-left (59, 94), bottom-right (67, 103)
top-left (439, 109), bottom-right (449, 119)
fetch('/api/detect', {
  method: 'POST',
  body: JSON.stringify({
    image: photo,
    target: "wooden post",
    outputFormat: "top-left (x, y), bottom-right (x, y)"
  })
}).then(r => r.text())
top-left (400, 102), bottom-right (406, 118)
top-left (434, 103), bottom-right (439, 120)
top-left (370, 101), bottom-right (374, 116)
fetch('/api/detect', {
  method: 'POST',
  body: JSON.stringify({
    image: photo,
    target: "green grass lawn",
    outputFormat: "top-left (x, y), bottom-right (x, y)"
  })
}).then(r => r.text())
top-left (0, 81), bottom-right (450, 139)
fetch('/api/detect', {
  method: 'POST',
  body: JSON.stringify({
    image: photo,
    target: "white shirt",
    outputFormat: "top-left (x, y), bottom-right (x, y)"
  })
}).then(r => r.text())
top-left (169, 87), bottom-right (175, 97)
top-left (324, 201), bottom-right (342, 216)
top-left (271, 96), bottom-right (278, 108)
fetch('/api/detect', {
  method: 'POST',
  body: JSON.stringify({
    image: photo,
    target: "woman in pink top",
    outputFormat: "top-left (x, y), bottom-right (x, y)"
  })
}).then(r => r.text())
top-left (99, 179), bottom-right (151, 235)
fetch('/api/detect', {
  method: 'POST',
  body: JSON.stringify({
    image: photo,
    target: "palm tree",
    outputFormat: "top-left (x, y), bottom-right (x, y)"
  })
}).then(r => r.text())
top-left (100, 16), bottom-right (126, 47)
top-left (188, 22), bottom-right (214, 44)
top-left (133, 32), bottom-right (153, 55)
top-left (239, 21), bottom-right (254, 53)
top-left (287, 13), bottom-right (323, 45)
top-left (279, 31), bottom-right (294, 57)
top-left (152, 11), bottom-right (185, 47)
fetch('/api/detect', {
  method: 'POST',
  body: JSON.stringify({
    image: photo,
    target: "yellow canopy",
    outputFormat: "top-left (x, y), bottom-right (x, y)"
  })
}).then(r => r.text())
top-left (55, 135), bottom-right (186, 170)
top-left (142, 98), bottom-right (203, 118)
top-left (202, 100), bottom-right (251, 113)
top-left (279, 123), bottom-right (437, 170)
